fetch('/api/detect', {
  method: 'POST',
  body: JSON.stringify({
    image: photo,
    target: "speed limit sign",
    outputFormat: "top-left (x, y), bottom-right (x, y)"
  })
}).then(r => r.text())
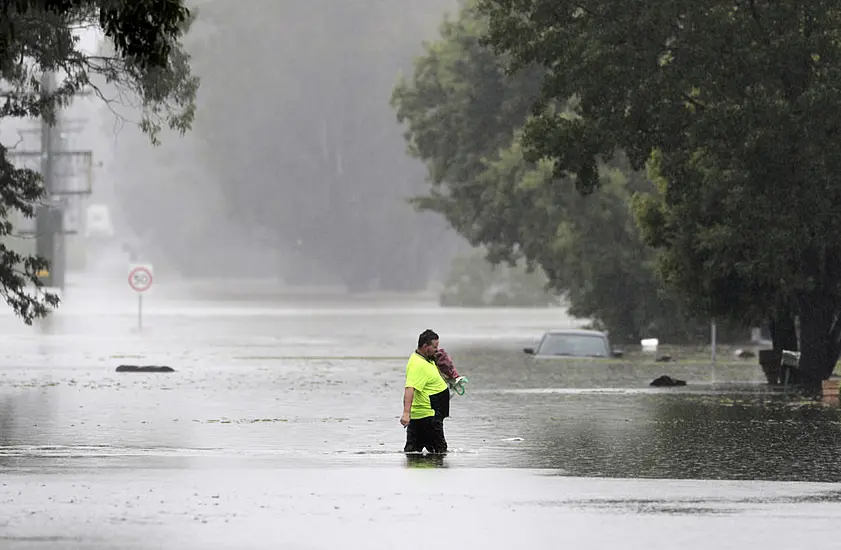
top-left (128, 264), bottom-right (153, 292)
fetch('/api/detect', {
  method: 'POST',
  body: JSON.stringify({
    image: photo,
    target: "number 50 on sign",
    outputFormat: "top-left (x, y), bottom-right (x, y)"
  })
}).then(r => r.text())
top-left (128, 264), bottom-right (154, 292)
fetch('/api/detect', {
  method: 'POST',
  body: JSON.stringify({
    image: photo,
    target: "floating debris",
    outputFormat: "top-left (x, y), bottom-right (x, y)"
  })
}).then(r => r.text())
top-left (115, 365), bottom-right (175, 373)
top-left (650, 375), bottom-right (686, 387)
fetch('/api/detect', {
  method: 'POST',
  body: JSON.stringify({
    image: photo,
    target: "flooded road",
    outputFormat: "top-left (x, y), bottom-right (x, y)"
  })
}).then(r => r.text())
top-left (2, 277), bottom-right (840, 548)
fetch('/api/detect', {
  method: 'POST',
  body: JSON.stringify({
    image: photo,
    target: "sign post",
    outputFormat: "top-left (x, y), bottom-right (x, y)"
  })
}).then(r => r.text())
top-left (711, 318), bottom-right (717, 385)
top-left (128, 264), bottom-right (153, 329)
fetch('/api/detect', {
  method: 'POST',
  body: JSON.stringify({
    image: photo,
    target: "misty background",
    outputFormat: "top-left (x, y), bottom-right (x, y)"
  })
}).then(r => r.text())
top-left (67, 0), bottom-right (466, 290)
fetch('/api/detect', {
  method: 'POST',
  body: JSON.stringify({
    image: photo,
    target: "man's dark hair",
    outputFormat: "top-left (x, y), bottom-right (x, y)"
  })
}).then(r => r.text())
top-left (418, 329), bottom-right (439, 348)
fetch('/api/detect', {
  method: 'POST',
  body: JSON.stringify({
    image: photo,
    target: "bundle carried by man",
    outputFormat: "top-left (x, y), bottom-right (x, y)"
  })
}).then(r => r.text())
top-left (434, 348), bottom-right (468, 395)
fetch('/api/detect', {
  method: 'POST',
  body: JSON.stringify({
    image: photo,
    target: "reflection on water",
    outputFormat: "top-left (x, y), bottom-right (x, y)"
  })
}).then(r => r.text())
top-left (405, 453), bottom-right (448, 469)
top-left (518, 393), bottom-right (841, 481)
top-left (449, 346), bottom-right (841, 481)
top-left (0, 282), bottom-right (839, 482)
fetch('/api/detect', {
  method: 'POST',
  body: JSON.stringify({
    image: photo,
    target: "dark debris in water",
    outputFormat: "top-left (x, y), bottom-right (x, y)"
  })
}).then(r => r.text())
top-left (115, 365), bottom-right (175, 373)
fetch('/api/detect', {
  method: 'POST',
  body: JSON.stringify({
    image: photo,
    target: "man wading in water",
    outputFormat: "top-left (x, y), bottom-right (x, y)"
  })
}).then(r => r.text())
top-left (400, 329), bottom-right (450, 454)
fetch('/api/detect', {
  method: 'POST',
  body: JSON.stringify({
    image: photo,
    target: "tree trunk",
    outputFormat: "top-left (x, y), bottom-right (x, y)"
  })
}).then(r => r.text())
top-left (770, 312), bottom-right (798, 353)
top-left (796, 293), bottom-right (841, 385)
top-left (758, 311), bottom-right (798, 385)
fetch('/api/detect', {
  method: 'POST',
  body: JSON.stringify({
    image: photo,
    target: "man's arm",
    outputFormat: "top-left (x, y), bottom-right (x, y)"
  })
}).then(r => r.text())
top-left (400, 386), bottom-right (414, 426)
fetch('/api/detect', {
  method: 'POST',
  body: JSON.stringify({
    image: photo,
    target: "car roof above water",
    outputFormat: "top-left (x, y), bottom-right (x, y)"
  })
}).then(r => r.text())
top-left (543, 328), bottom-right (607, 337)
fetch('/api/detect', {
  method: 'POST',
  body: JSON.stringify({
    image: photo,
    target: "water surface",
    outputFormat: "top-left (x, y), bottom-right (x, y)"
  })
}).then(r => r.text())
top-left (1, 278), bottom-right (839, 548)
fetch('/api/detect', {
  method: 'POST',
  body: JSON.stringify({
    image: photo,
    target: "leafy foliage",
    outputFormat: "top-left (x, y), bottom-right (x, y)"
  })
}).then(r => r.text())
top-left (477, 0), bottom-right (841, 379)
top-left (439, 249), bottom-right (560, 307)
top-left (392, 2), bottom-right (726, 342)
top-left (0, 0), bottom-right (197, 323)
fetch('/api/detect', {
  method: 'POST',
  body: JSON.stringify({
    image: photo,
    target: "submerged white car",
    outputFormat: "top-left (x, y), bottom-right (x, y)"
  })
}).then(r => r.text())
top-left (523, 329), bottom-right (624, 358)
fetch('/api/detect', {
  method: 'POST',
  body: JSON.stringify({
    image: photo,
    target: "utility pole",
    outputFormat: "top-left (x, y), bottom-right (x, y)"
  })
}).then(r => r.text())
top-left (7, 74), bottom-right (93, 290)
top-left (34, 71), bottom-right (63, 289)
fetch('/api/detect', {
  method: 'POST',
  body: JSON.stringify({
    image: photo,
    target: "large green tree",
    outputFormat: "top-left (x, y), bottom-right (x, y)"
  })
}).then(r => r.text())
top-left (392, 3), bottom-right (718, 342)
top-left (0, 0), bottom-right (198, 322)
top-left (477, 0), bottom-right (841, 381)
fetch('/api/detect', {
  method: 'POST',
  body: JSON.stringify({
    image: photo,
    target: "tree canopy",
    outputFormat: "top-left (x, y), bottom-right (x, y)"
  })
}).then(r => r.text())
top-left (392, 2), bottom-right (726, 342)
top-left (476, 0), bottom-right (841, 380)
top-left (0, 0), bottom-right (197, 322)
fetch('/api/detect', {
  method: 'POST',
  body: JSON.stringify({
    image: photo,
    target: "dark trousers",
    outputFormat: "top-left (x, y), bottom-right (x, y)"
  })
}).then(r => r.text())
top-left (404, 415), bottom-right (447, 454)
